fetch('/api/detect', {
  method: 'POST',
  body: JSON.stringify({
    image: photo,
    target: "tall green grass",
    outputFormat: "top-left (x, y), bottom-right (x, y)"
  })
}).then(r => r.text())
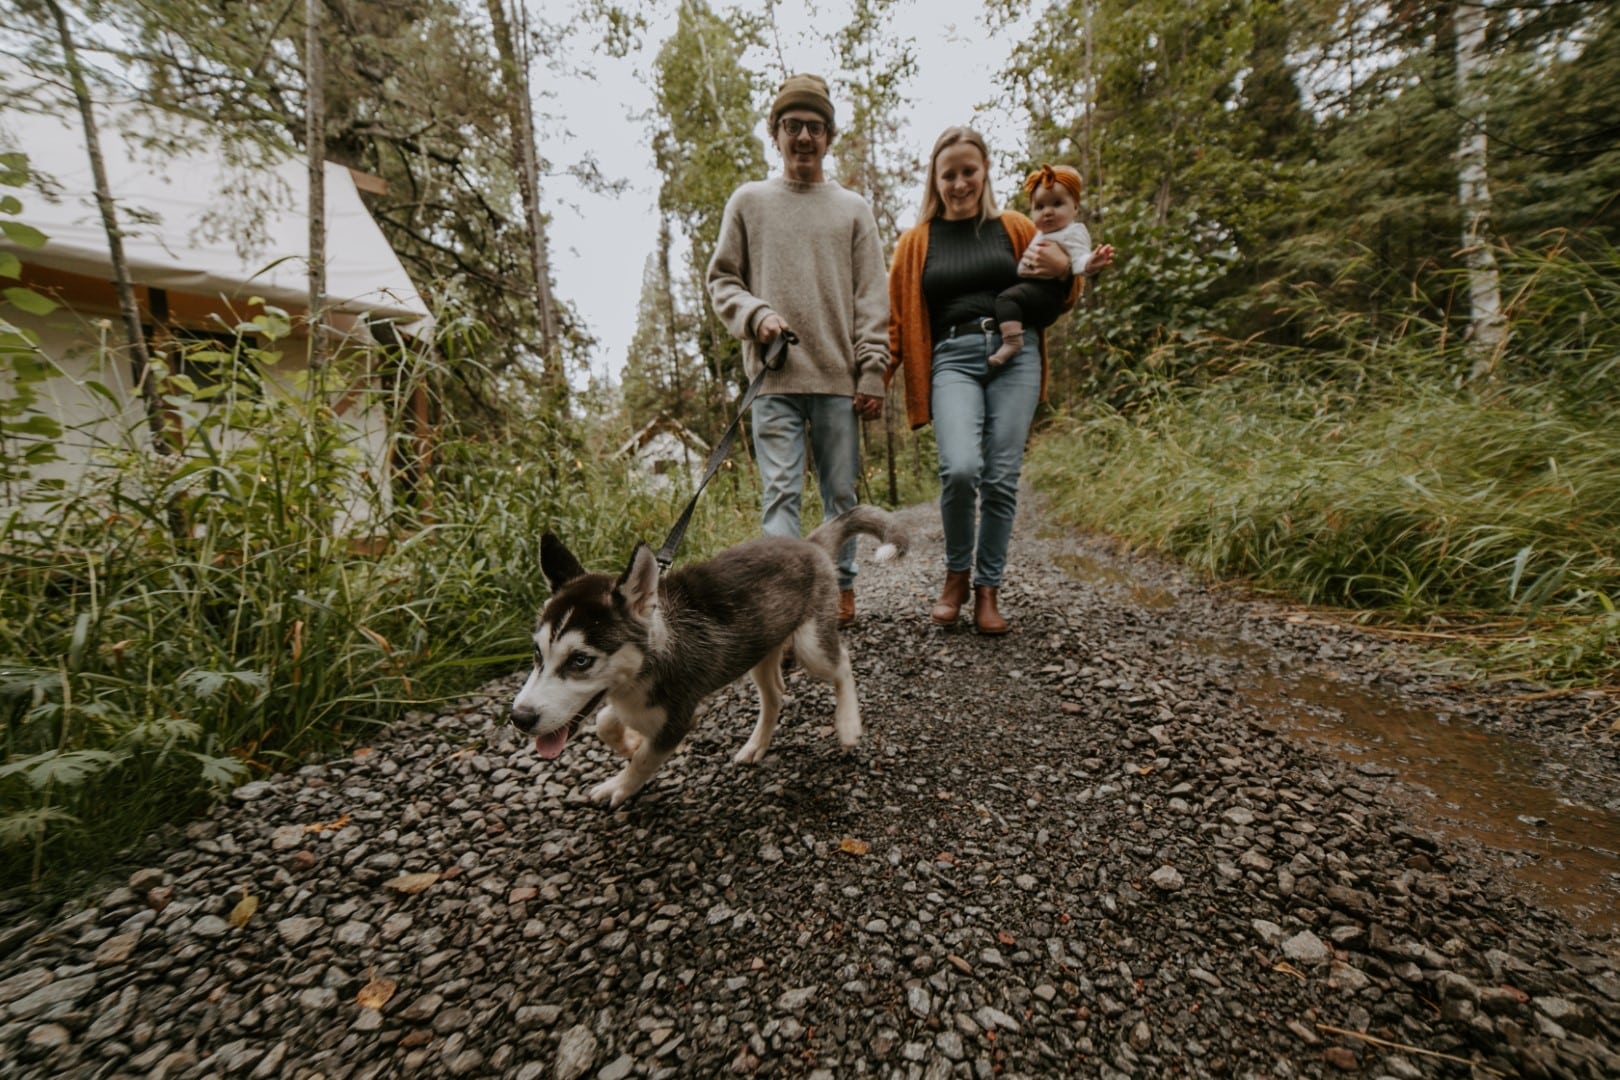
top-left (0, 315), bottom-right (762, 895)
top-left (1030, 240), bottom-right (1620, 687)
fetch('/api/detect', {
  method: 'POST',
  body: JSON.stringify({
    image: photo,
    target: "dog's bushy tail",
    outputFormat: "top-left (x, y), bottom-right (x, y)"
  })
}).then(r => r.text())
top-left (808, 505), bottom-right (909, 564)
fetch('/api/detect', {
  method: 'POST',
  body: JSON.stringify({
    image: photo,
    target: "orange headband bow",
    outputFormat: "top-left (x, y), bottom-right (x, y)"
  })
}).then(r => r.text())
top-left (1023, 163), bottom-right (1082, 202)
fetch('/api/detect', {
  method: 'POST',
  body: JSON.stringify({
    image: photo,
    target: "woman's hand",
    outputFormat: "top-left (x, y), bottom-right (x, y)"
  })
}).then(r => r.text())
top-left (851, 393), bottom-right (883, 420)
top-left (1022, 239), bottom-right (1071, 278)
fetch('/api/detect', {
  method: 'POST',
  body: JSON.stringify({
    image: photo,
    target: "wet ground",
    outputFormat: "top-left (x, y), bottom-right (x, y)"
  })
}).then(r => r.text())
top-left (1057, 541), bottom-right (1620, 939)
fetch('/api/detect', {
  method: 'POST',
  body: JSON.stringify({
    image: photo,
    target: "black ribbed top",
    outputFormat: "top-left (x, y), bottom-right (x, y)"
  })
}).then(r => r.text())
top-left (921, 217), bottom-right (1019, 340)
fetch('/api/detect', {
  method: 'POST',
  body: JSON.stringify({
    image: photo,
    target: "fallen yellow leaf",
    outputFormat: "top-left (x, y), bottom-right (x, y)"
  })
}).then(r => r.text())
top-left (304, 813), bottom-right (351, 834)
top-left (384, 871), bottom-right (440, 894)
top-left (227, 893), bottom-right (259, 928)
top-left (354, 747), bottom-right (376, 760)
top-left (838, 838), bottom-right (870, 856)
top-left (1272, 961), bottom-right (1307, 983)
top-left (356, 975), bottom-right (397, 1009)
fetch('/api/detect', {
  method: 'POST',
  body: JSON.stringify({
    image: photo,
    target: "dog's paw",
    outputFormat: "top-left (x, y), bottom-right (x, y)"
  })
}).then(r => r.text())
top-left (835, 713), bottom-right (862, 748)
top-left (589, 774), bottom-right (631, 807)
top-left (733, 738), bottom-right (770, 765)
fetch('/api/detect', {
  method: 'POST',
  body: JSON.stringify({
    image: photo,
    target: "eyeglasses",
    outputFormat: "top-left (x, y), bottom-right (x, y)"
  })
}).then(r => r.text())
top-left (778, 118), bottom-right (827, 139)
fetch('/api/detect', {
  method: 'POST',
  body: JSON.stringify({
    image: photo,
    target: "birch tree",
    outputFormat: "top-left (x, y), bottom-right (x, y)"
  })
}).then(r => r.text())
top-left (1454, 0), bottom-right (1507, 382)
top-left (38, 0), bottom-right (167, 452)
top-left (305, 0), bottom-right (328, 369)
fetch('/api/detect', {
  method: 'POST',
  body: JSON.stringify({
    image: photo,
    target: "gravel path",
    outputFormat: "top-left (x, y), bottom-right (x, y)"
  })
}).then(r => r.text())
top-left (2, 498), bottom-right (1617, 1079)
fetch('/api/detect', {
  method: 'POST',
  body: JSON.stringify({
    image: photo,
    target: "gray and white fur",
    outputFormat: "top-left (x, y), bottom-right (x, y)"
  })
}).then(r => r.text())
top-left (509, 506), bottom-right (908, 807)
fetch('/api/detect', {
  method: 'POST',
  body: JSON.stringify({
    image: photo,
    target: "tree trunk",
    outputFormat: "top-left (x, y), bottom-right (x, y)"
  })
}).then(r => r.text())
top-left (305, 0), bottom-right (328, 369)
top-left (44, 0), bottom-right (168, 453)
top-left (46, 0), bottom-right (187, 541)
top-left (1455, 0), bottom-right (1507, 382)
top-left (656, 217), bottom-right (687, 420)
top-left (486, 0), bottom-right (563, 404)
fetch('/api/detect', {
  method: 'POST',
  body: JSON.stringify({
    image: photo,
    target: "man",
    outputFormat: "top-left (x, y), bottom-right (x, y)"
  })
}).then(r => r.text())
top-left (707, 73), bottom-right (888, 628)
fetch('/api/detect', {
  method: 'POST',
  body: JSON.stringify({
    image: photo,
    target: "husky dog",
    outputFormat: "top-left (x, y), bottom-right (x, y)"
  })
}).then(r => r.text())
top-left (509, 506), bottom-right (908, 807)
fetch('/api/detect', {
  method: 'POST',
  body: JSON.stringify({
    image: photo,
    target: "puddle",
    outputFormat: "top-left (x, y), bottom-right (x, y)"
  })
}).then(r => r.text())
top-left (1055, 553), bottom-right (1178, 609)
top-left (1185, 634), bottom-right (1620, 938)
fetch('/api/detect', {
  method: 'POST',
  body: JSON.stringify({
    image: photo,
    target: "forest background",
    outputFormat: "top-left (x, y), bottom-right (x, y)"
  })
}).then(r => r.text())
top-left (1, 0), bottom-right (1617, 896)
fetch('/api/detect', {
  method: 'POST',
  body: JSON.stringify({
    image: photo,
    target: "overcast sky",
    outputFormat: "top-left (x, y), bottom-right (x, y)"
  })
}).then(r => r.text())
top-left (538, 0), bottom-right (1033, 387)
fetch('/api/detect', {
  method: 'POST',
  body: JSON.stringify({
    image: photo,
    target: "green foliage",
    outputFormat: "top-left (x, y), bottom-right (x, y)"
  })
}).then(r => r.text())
top-left (640, 0), bottom-right (768, 439)
top-left (0, 294), bottom-right (762, 894)
top-left (831, 0), bottom-right (919, 247)
top-left (1027, 240), bottom-right (1620, 686)
top-left (1, 162), bottom-right (64, 490)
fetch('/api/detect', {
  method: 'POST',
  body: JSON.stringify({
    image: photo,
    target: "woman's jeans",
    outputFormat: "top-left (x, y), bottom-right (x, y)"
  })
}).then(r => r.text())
top-left (750, 393), bottom-right (860, 589)
top-left (930, 328), bottom-right (1041, 588)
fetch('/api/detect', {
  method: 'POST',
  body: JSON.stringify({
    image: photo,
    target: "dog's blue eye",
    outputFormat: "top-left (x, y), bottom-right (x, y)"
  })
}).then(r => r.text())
top-left (567, 652), bottom-right (594, 672)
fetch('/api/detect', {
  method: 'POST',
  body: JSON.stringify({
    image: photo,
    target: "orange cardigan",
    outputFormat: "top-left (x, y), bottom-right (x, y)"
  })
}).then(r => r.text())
top-left (886, 212), bottom-right (1082, 430)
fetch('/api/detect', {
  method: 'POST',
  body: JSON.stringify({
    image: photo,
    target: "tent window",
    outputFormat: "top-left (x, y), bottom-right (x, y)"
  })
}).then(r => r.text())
top-left (144, 325), bottom-right (265, 401)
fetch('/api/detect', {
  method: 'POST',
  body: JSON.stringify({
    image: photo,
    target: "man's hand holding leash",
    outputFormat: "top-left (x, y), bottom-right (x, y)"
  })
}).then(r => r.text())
top-left (757, 314), bottom-right (882, 420)
top-left (756, 312), bottom-right (791, 344)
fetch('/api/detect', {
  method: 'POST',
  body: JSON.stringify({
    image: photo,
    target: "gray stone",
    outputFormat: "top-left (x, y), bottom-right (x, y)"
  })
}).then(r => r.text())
top-left (1281, 931), bottom-right (1331, 966)
top-left (0, 969), bottom-right (52, 1006)
top-left (1149, 865), bottom-right (1184, 891)
top-left (554, 1024), bottom-right (597, 1080)
top-left (7, 973), bottom-right (97, 1019)
top-left (276, 917), bottom-right (324, 948)
top-left (776, 986), bottom-right (817, 1011)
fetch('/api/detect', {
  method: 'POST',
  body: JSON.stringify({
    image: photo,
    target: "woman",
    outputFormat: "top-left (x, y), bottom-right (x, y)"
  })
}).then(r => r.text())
top-left (886, 127), bottom-right (1081, 635)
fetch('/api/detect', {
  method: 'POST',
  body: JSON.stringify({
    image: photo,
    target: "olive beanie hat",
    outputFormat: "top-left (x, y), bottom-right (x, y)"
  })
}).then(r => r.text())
top-left (769, 73), bottom-right (835, 132)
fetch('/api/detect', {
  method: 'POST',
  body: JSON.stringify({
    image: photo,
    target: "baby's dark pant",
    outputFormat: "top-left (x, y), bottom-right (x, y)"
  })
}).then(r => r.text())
top-left (995, 277), bottom-right (1068, 330)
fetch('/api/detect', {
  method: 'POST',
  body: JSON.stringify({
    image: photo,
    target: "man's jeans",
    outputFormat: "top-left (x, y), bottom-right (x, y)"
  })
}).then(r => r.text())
top-left (750, 393), bottom-right (861, 589)
top-left (930, 328), bottom-right (1041, 588)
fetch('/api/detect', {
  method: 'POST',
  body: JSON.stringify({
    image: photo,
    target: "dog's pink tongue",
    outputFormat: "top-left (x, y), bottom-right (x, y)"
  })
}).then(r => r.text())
top-left (535, 728), bottom-right (568, 760)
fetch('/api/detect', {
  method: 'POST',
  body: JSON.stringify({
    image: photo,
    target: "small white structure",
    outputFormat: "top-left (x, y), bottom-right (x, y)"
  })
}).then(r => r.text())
top-left (0, 105), bottom-right (433, 526)
top-left (617, 414), bottom-right (710, 490)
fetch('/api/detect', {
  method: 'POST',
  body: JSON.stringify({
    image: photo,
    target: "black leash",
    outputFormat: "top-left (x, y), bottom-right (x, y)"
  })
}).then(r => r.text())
top-left (655, 330), bottom-right (795, 571)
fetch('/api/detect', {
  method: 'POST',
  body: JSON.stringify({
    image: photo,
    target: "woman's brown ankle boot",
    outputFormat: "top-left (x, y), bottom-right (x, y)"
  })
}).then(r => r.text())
top-left (930, 570), bottom-right (972, 626)
top-left (973, 586), bottom-right (1010, 635)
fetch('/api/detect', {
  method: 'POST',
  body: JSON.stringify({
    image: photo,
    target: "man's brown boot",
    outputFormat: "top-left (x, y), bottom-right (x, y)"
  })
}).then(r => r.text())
top-left (930, 570), bottom-right (972, 626)
top-left (837, 589), bottom-right (856, 628)
top-left (973, 586), bottom-right (1010, 635)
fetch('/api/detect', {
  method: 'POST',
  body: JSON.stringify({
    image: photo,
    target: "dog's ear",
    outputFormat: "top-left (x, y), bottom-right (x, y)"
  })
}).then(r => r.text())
top-left (614, 542), bottom-right (660, 621)
top-left (540, 533), bottom-right (587, 593)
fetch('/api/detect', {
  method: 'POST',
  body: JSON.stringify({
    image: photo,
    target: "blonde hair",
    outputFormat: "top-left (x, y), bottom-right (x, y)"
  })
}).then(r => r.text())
top-left (917, 126), bottom-right (999, 226)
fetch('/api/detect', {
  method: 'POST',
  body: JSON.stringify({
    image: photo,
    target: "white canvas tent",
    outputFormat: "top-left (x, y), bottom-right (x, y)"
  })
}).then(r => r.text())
top-left (1, 106), bottom-right (431, 325)
top-left (617, 414), bottom-right (710, 491)
top-left (1, 104), bottom-right (434, 527)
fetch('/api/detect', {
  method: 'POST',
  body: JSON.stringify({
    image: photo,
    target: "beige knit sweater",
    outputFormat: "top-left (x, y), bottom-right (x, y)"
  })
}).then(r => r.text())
top-left (706, 177), bottom-right (889, 399)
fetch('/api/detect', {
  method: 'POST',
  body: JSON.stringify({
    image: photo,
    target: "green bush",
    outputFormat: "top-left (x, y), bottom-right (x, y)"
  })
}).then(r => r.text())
top-left (0, 295), bottom-right (762, 893)
top-left (1029, 241), bottom-right (1620, 687)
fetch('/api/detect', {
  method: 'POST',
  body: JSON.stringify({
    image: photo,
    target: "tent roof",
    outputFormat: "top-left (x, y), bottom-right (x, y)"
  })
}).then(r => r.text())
top-left (616, 413), bottom-right (711, 458)
top-left (1, 106), bottom-right (430, 323)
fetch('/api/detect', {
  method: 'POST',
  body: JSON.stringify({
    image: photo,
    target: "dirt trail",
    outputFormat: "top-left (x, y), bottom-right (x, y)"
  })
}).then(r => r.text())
top-left (1, 497), bottom-right (1616, 1079)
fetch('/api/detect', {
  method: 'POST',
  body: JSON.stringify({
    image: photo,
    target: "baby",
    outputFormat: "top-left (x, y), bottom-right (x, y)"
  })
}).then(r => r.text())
top-left (989, 163), bottom-right (1116, 366)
